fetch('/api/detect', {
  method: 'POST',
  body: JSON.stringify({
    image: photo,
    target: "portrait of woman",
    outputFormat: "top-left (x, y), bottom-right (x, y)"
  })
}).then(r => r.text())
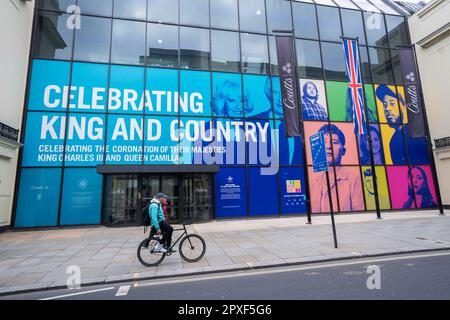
top-left (213, 77), bottom-right (253, 118)
top-left (403, 166), bottom-right (437, 209)
top-left (359, 125), bottom-right (384, 165)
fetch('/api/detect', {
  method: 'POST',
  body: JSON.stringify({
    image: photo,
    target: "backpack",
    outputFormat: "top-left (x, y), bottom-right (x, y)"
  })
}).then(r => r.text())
top-left (140, 203), bottom-right (151, 227)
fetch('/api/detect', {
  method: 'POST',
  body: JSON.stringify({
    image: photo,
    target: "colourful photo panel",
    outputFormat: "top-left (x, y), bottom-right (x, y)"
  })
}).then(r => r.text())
top-left (361, 166), bottom-right (391, 210)
top-left (375, 84), bottom-right (402, 124)
top-left (364, 84), bottom-right (378, 123)
top-left (325, 81), bottom-right (348, 122)
top-left (380, 123), bottom-right (407, 165)
top-left (308, 166), bottom-right (338, 214)
top-left (335, 166), bottom-right (365, 212)
top-left (359, 124), bottom-right (384, 165)
top-left (387, 166), bottom-right (415, 209)
top-left (410, 166), bottom-right (438, 209)
top-left (305, 122), bottom-right (359, 166)
top-left (300, 79), bottom-right (328, 121)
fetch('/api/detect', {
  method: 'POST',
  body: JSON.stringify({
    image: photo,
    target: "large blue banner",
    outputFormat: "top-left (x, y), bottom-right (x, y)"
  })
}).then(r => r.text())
top-left (24, 60), bottom-right (291, 168)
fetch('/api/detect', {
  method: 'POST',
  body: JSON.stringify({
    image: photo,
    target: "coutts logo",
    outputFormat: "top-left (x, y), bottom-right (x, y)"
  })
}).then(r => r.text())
top-left (281, 63), bottom-right (296, 110)
top-left (405, 72), bottom-right (420, 114)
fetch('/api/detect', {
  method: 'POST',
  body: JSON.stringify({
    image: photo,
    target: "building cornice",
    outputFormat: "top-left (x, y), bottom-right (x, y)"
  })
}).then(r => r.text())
top-left (416, 22), bottom-right (450, 48)
top-left (0, 137), bottom-right (22, 159)
top-left (417, 0), bottom-right (447, 18)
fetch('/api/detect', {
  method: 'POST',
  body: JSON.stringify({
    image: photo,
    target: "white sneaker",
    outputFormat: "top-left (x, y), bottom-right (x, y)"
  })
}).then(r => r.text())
top-left (154, 243), bottom-right (167, 253)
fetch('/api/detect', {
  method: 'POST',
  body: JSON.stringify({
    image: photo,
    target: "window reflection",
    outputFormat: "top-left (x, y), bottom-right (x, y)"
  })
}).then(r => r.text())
top-left (114, 0), bottom-right (147, 20)
top-left (239, 0), bottom-right (267, 33)
top-left (111, 20), bottom-right (146, 66)
top-left (369, 47), bottom-right (394, 84)
top-left (321, 42), bottom-right (347, 81)
top-left (296, 39), bottom-right (323, 79)
top-left (211, 30), bottom-right (240, 72)
top-left (33, 11), bottom-right (73, 60)
top-left (148, 0), bottom-right (179, 24)
top-left (364, 12), bottom-right (388, 47)
top-left (386, 15), bottom-right (409, 48)
top-left (180, 27), bottom-right (210, 71)
top-left (74, 16), bottom-right (111, 63)
top-left (180, 0), bottom-right (209, 27)
top-left (266, 0), bottom-right (292, 34)
top-left (37, 0), bottom-right (75, 12)
top-left (293, 2), bottom-right (318, 40)
top-left (210, 0), bottom-right (238, 30)
top-left (360, 46), bottom-right (372, 83)
top-left (147, 23), bottom-right (179, 68)
top-left (77, 0), bottom-right (113, 16)
top-left (341, 9), bottom-right (366, 45)
top-left (317, 5), bottom-right (342, 42)
top-left (241, 33), bottom-right (270, 75)
top-left (390, 49), bottom-right (404, 85)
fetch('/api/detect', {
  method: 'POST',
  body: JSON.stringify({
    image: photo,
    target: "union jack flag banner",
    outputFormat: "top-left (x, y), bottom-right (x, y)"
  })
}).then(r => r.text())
top-left (342, 38), bottom-right (368, 135)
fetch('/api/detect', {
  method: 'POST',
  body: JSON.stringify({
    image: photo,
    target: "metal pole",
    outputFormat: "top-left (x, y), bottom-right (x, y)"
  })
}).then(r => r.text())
top-left (326, 171), bottom-right (338, 249)
top-left (342, 37), bottom-right (382, 219)
top-left (273, 29), bottom-right (312, 224)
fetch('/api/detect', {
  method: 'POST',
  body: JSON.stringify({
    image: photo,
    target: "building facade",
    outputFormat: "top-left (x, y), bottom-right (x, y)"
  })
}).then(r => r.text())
top-left (408, 0), bottom-right (450, 208)
top-left (0, 0), bottom-right (34, 230)
top-left (11, 0), bottom-right (441, 229)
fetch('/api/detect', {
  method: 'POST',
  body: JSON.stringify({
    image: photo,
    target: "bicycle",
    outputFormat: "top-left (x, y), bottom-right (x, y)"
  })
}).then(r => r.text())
top-left (137, 224), bottom-right (206, 267)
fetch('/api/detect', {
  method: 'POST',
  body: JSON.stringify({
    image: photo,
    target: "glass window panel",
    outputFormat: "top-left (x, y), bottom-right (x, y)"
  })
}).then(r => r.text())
top-left (148, 0), bottom-right (179, 24)
top-left (147, 23), bottom-right (179, 68)
top-left (341, 9), bottom-right (366, 45)
top-left (321, 42), bottom-right (347, 81)
top-left (60, 169), bottom-right (102, 226)
top-left (180, 0), bottom-right (209, 27)
top-left (269, 36), bottom-right (279, 75)
top-left (360, 45), bottom-right (372, 83)
top-left (364, 12), bottom-right (388, 47)
top-left (369, 47), bottom-right (394, 84)
top-left (33, 12), bottom-right (73, 60)
top-left (114, 0), bottom-right (147, 20)
top-left (314, 0), bottom-right (336, 6)
top-left (111, 20), bottom-right (146, 65)
top-left (211, 30), bottom-right (240, 72)
top-left (296, 39), bottom-right (323, 79)
top-left (333, 0), bottom-right (359, 9)
top-left (353, 0), bottom-right (381, 12)
top-left (390, 49), bottom-right (404, 85)
top-left (293, 2), bottom-right (318, 40)
top-left (74, 16), bottom-right (111, 63)
top-left (180, 27), bottom-right (210, 71)
top-left (266, 0), bottom-right (292, 34)
top-left (293, 0), bottom-right (314, 3)
top-left (386, 15), bottom-right (409, 48)
top-left (37, 0), bottom-right (75, 11)
top-left (239, 0), bottom-right (267, 33)
top-left (211, 0), bottom-right (239, 30)
top-left (77, 0), bottom-right (113, 16)
top-left (317, 5), bottom-right (342, 42)
top-left (241, 33), bottom-right (270, 75)
top-left (370, 0), bottom-right (400, 15)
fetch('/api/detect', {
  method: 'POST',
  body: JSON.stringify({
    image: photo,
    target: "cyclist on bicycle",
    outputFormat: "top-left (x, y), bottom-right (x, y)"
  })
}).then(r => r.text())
top-left (149, 193), bottom-right (175, 254)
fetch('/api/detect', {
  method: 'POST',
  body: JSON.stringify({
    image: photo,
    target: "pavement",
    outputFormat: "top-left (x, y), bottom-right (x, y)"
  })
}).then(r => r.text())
top-left (0, 209), bottom-right (449, 296)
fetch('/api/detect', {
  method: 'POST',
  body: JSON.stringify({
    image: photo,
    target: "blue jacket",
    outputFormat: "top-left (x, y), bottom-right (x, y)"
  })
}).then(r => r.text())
top-left (149, 200), bottom-right (164, 230)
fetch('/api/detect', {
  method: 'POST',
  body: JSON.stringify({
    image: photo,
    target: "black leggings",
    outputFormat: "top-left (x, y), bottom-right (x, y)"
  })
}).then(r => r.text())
top-left (150, 221), bottom-right (173, 248)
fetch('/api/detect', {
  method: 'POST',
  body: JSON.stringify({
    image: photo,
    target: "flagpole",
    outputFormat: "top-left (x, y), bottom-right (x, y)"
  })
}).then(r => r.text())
top-left (342, 37), bottom-right (382, 220)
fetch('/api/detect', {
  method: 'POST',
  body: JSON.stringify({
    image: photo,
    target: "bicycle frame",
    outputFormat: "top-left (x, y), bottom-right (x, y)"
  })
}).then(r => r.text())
top-left (149, 224), bottom-right (193, 254)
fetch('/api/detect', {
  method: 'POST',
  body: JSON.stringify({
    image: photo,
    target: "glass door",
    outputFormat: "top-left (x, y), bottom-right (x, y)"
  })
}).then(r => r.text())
top-left (182, 174), bottom-right (212, 222)
top-left (105, 174), bottom-right (138, 226)
top-left (161, 175), bottom-right (180, 222)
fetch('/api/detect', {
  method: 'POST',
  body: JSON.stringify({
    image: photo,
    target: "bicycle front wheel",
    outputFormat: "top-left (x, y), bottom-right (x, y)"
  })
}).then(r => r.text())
top-left (137, 237), bottom-right (166, 267)
top-left (179, 234), bottom-right (206, 263)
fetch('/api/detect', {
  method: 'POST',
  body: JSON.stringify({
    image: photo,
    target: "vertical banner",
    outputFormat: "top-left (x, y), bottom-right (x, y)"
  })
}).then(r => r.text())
top-left (275, 36), bottom-right (301, 137)
top-left (399, 48), bottom-right (426, 138)
top-left (342, 38), bottom-right (367, 135)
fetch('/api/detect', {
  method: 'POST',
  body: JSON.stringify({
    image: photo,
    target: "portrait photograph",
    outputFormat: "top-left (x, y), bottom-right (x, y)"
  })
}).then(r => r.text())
top-left (387, 166), bottom-right (415, 209)
top-left (244, 75), bottom-right (273, 119)
top-left (358, 124), bottom-right (385, 165)
top-left (380, 123), bottom-right (407, 165)
top-left (300, 79), bottom-right (328, 121)
top-left (361, 166), bottom-right (391, 210)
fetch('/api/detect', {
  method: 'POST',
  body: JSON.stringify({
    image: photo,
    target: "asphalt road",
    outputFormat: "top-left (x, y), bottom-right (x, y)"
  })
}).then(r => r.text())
top-left (2, 250), bottom-right (450, 300)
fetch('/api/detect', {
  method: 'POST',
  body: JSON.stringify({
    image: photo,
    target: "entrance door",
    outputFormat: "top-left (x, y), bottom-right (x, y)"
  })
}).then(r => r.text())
top-left (182, 174), bottom-right (212, 222)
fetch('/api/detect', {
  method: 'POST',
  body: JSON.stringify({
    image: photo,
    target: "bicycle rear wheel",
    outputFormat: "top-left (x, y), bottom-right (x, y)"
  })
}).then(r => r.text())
top-left (179, 234), bottom-right (206, 263)
top-left (137, 237), bottom-right (166, 267)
